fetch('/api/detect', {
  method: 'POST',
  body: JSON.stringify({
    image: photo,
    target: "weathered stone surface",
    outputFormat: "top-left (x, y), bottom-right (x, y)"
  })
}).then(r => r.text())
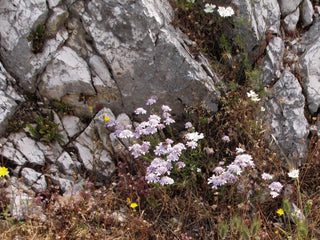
top-left (283, 8), bottom-right (300, 32)
top-left (39, 46), bottom-right (95, 100)
top-left (279, 0), bottom-right (303, 17)
top-left (46, 7), bottom-right (69, 37)
top-left (74, 110), bottom-right (115, 180)
top-left (0, 62), bottom-right (22, 135)
top-left (232, 0), bottom-right (280, 56)
top-left (21, 167), bottom-right (47, 193)
top-left (80, 0), bottom-right (220, 115)
top-left (89, 55), bottom-right (121, 107)
top-left (61, 115), bottom-right (84, 138)
top-left (300, 36), bottom-right (320, 113)
top-left (56, 151), bottom-right (81, 176)
top-left (0, 0), bottom-right (49, 90)
top-left (301, 0), bottom-right (314, 26)
top-left (0, 140), bottom-right (28, 166)
top-left (48, 0), bottom-right (61, 9)
top-left (10, 133), bottom-right (46, 166)
top-left (261, 37), bottom-right (284, 85)
top-left (265, 70), bottom-right (309, 163)
top-left (37, 141), bottom-right (63, 164)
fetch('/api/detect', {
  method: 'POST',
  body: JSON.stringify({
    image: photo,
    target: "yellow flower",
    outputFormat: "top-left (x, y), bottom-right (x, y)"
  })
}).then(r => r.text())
top-left (89, 106), bottom-right (93, 112)
top-left (275, 230), bottom-right (279, 234)
top-left (130, 202), bottom-right (138, 209)
top-left (0, 167), bottom-right (9, 177)
top-left (276, 208), bottom-right (284, 216)
top-left (103, 115), bottom-right (110, 122)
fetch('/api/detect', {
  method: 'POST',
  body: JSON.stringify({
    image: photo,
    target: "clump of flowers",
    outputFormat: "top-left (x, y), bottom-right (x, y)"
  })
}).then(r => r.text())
top-left (204, 4), bottom-right (234, 17)
top-left (247, 90), bottom-right (260, 102)
top-left (208, 148), bottom-right (255, 189)
top-left (204, 3), bottom-right (216, 13)
top-left (217, 6), bottom-right (235, 18)
top-left (288, 169), bottom-right (299, 179)
top-left (110, 96), bottom-right (204, 186)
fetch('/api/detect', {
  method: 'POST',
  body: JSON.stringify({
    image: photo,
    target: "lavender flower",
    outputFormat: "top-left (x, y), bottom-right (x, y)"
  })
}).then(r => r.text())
top-left (185, 122), bottom-right (193, 129)
top-left (236, 147), bottom-right (245, 154)
top-left (159, 176), bottom-right (174, 185)
top-left (261, 173), bottom-right (273, 181)
top-left (129, 141), bottom-right (150, 158)
top-left (164, 117), bottom-right (175, 125)
top-left (161, 105), bottom-right (172, 112)
top-left (186, 141), bottom-right (198, 149)
top-left (118, 129), bottom-right (134, 139)
top-left (222, 135), bottom-right (231, 142)
top-left (134, 107), bottom-right (147, 115)
top-left (185, 132), bottom-right (204, 142)
top-left (146, 95), bottom-right (158, 105)
top-left (177, 161), bottom-right (186, 168)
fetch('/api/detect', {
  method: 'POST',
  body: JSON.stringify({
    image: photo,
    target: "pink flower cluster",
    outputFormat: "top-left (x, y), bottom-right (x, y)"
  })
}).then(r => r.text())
top-left (208, 151), bottom-right (255, 189)
top-left (110, 96), bottom-right (204, 186)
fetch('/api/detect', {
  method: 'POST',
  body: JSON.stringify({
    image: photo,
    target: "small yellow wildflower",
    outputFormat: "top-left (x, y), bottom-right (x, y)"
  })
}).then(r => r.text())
top-left (276, 208), bottom-right (284, 216)
top-left (0, 167), bottom-right (9, 177)
top-left (130, 202), bottom-right (138, 209)
top-left (89, 106), bottom-right (93, 112)
top-left (103, 115), bottom-right (110, 122)
top-left (275, 230), bottom-right (279, 234)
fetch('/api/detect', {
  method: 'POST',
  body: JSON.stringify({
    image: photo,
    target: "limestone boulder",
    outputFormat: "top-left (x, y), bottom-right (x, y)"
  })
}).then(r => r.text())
top-left (265, 70), bottom-right (309, 163)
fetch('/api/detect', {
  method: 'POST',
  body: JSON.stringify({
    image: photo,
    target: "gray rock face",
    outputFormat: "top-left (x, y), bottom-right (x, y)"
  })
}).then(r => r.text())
top-left (0, 62), bottom-right (23, 135)
top-left (0, 0), bottom-right (49, 90)
top-left (265, 70), bottom-right (309, 162)
top-left (283, 8), bottom-right (300, 32)
top-left (10, 133), bottom-right (46, 167)
top-left (80, 0), bottom-right (220, 115)
top-left (56, 151), bottom-right (81, 176)
top-left (279, 0), bottom-right (303, 17)
top-left (61, 115), bottom-right (85, 138)
top-left (74, 108), bottom-right (116, 181)
top-left (261, 37), bottom-right (284, 85)
top-left (39, 46), bottom-right (95, 100)
top-left (301, 0), bottom-right (314, 26)
top-left (21, 167), bottom-right (47, 193)
top-left (232, 0), bottom-right (280, 53)
top-left (300, 36), bottom-right (320, 113)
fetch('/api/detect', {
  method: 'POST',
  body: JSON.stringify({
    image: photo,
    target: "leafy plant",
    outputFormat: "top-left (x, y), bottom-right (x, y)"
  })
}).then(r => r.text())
top-left (27, 24), bottom-right (46, 53)
top-left (51, 100), bottom-right (73, 115)
top-left (27, 112), bottom-right (64, 144)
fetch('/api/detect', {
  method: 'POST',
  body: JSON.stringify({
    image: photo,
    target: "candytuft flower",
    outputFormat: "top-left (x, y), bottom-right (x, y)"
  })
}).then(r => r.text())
top-left (134, 107), bottom-right (147, 115)
top-left (146, 95), bottom-right (158, 105)
top-left (288, 169), bottom-right (299, 179)
top-left (261, 173), bottom-right (273, 181)
top-left (204, 3), bottom-right (216, 13)
top-left (0, 166), bottom-right (9, 177)
top-left (185, 122), bottom-right (193, 129)
top-left (217, 6), bottom-right (234, 17)
top-left (247, 90), bottom-right (260, 102)
top-left (222, 135), bottom-right (231, 142)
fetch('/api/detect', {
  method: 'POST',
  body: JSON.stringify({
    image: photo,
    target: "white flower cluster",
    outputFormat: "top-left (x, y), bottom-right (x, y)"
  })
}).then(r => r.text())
top-left (288, 169), bottom-right (299, 179)
top-left (204, 4), bottom-right (234, 17)
top-left (247, 90), bottom-right (260, 102)
top-left (204, 3), bottom-right (216, 13)
top-left (217, 6), bottom-right (235, 17)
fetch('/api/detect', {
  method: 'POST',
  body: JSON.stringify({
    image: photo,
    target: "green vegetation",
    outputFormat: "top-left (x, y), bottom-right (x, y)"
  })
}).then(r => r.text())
top-left (27, 111), bottom-right (64, 144)
top-left (27, 24), bottom-right (46, 53)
